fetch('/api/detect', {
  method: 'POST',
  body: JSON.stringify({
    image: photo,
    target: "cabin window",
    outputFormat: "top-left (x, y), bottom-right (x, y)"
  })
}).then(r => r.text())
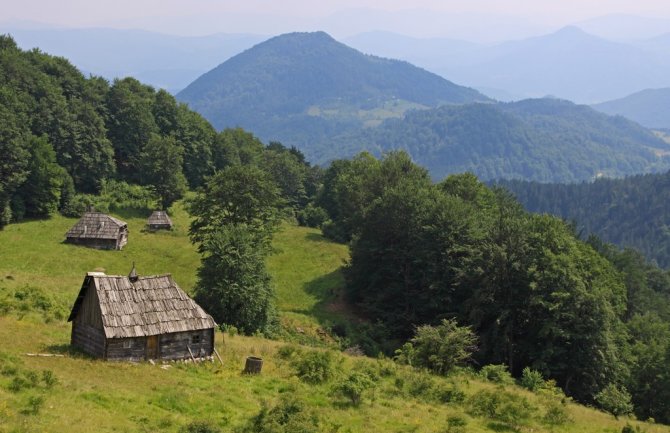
top-left (191, 334), bottom-right (202, 344)
top-left (123, 340), bottom-right (132, 349)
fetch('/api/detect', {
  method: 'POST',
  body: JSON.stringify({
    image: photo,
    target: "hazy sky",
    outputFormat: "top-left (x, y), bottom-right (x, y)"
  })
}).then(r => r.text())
top-left (3, 0), bottom-right (670, 40)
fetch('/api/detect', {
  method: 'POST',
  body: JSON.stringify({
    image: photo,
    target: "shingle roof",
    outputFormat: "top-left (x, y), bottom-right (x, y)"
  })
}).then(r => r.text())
top-left (65, 212), bottom-right (127, 240)
top-left (68, 273), bottom-right (216, 339)
top-left (147, 210), bottom-right (173, 227)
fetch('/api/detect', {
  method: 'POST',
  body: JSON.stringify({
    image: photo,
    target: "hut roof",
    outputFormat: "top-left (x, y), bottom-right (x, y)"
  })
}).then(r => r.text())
top-left (65, 212), bottom-right (127, 240)
top-left (147, 210), bottom-right (172, 226)
top-left (68, 273), bottom-right (216, 339)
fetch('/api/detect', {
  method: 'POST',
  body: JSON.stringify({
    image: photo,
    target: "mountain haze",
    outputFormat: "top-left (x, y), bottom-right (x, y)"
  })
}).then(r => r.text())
top-left (3, 27), bottom-right (266, 92)
top-left (176, 31), bottom-right (489, 142)
top-left (593, 88), bottom-right (670, 129)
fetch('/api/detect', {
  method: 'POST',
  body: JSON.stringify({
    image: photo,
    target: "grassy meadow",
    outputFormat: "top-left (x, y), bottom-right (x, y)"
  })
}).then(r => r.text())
top-left (0, 208), bottom-right (667, 433)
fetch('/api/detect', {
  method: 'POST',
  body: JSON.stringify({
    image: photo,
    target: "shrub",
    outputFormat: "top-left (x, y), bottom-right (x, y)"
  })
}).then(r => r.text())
top-left (42, 370), bottom-right (57, 388)
top-left (277, 345), bottom-right (302, 360)
top-left (595, 384), bottom-right (633, 418)
top-left (22, 395), bottom-right (44, 415)
top-left (468, 389), bottom-right (535, 427)
top-left (180, 420), bottom-right (222, 433)
top-left (292, 350), bottom-right (336, 384)
top-left (401, 319), bottom-right (478, 375)
top-left (241, 396), bottom-right (321, 433)
top-left (520, 367), bottom-right (545, 392)
top-left (479, 364), bottom-right (514, 385)
top-left (332, 371), bottom-right (376, 406)
top-left (622, 424), bottom-right (646, 433)
top-left (297, 204), bottom-right (329, 228)
top-left (543, 401), bottom-right (572, 426)
top-left (445, 416), bottom-right (468, 433)
top-left (433, 382), bottom-right (466, 404)
top-left (400, 371), bottom-right (436, 399)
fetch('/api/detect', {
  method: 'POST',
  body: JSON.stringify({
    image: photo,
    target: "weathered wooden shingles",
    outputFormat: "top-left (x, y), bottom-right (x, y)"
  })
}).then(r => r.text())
top-left (66, 212), bottom-right (127, 240)
top-left (94, 275), bottom-right (216, 338)
top-left (147, 211), bottom-right (173, 227)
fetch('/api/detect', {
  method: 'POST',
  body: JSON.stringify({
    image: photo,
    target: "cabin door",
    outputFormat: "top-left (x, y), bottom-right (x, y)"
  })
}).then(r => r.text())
top-left (146, 335), bottom-right (159, 359)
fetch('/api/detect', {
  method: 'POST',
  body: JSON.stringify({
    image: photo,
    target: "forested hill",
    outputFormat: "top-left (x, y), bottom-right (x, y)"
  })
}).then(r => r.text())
top-left (593, 88), bottom-right (670, 129)
top-left (0, 35), bottom-right (318, 229)
top-left (331, 98), bottom-right (670, 182)
top-left (498, 171), bottom-right (670, 268)
top-left (176, 31), bottom-right (489, 136)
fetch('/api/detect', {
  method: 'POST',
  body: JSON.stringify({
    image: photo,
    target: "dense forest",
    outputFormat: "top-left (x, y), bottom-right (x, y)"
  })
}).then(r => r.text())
top-left (497, 172), bottom-right (670, 268)
top-left (312, 151), bottom-right (670, 422)
top-left (4, 32), bottom-right (670, 425)
top-left (330, 99), bottom-right (670, 182)
top-left (0, 35), bottom-right (319, 229)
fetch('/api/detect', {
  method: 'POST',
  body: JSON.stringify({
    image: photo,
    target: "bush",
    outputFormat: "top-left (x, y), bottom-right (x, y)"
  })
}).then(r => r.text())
top-left (297, 204), bottom-right (329, 228)
top-left (543, 401), bottom-right (572, 426)
top-left (332, 371), bottom-right (376, 406)
top-left (433, 382), bottom-right (466, 404)
top-left (479, 364), bottom-right (514, 385)
top-left (22, 395), bottom-right (44, 415)
top-left (445, 416), bottom-right (468, 433)
top-left (595, 384), bottom-right (634, 418)
top-left (180, 420), bottom-right (222, 433)
top-left (42, 370), bottom-right (57, 388)
top-left (291, 350), bottom-right (336, 384)
top-left (520, 367), bottom-right (545, 392)
top-left (397, 319), bottom-right (478, 375)
top-left (241, 396), bottom-right (321, 433)
top-left (468, 389), bottom-right (535, 427)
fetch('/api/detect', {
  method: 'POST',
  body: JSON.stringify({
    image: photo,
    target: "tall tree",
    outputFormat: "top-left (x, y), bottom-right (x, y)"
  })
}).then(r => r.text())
top-left (138, 134), bottom-right (187, 210)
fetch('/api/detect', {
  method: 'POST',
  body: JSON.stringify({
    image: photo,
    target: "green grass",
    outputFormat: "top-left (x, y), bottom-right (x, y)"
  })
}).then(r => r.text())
top-left (0, 210), bottom-right (668, 433)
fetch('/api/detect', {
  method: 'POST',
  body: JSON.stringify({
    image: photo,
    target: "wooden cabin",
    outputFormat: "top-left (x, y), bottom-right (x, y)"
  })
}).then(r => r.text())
top-left (146, 210), bottom-right (173, 230)
top-left (67, 270), bottom-right (216, 361)
top-left (65, 212), bottom-right (128, 250)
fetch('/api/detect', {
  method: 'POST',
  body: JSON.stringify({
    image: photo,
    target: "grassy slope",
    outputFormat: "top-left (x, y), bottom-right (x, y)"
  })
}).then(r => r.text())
top-left (0, 211), bottom-right (666, 433)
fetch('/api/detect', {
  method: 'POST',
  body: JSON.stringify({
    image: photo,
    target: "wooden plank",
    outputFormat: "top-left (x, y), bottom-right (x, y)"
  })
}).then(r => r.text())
top-left (213, 347), bottom-right (223, 366)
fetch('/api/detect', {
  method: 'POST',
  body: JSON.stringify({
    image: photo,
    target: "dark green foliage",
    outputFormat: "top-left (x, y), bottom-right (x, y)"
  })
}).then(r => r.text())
top-left (193, 224), bottom-right (276, 335)
top-left (595, 384), bottom-right (634, 418)
top-left (331, 154), bottom-right (632, 406)
top-left (138, 134), bottom-right (187, 209)
top-left (188, 165), bottom-right (283, 247)
top-left (296, 204), bottom-right (328, 228)
top-left (399, 319), bottom-right (478, 376)
top-left (240, 396), bottom-right (321, 433)
top-left (500, 172), bottom-right (670, 270)
top-left (12, 135), bottom-right (66, 219)
top-left (291, 350), bottom-right (336, 384)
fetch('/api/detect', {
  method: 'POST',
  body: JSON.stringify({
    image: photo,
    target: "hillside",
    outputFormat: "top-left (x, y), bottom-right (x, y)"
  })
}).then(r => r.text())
top-left (176, 31), bottom-right (489, 146)
top-left (593, 88), bottom-right (670, 129)
top-left (0, 212), bottom-right (666, 433)
top-left (497, 171), bottom-right (670, 269)
top-left (328, 98), bottom-right (670, 182)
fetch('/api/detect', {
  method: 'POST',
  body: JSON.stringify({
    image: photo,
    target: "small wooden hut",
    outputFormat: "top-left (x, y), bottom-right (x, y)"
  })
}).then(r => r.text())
top-left (65, 212), bottom-right (128, 250)
top-left (67, 269), bottom-right (216, 361)
top-left (146, 210), bottom-right (173, 230)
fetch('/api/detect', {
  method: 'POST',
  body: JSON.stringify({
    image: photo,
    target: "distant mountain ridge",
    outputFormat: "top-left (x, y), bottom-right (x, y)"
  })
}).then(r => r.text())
top-left (3, 27), bottom-right (267, 92)
top-left (592, 88), bottom-right (670, 129)
top-left (327, 98), bottom-right (670, 182)
top-left (176, 31), bottom-right (490, 136)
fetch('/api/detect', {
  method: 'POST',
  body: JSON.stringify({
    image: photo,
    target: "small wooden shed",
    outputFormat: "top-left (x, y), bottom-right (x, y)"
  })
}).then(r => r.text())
top-left (67, 270), bottom-right (216, 361)
top-left (146, 210), bottom-right (173, 230)
top-left (65, 212), bottom-right (128, 250)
